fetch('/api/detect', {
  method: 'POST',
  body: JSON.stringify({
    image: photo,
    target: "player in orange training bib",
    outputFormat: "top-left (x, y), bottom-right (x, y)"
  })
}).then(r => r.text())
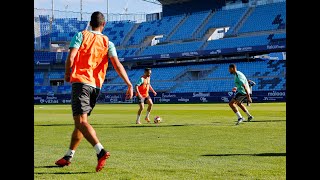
top-left (135, 68), bottom-right (157, 124)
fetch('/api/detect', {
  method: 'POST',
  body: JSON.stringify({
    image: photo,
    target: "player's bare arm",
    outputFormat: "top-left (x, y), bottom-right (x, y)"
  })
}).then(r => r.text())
top-left (109, 56), bottom-right (133, 99)
top-left (149, 85), bottom-right (157, 96)
top-left (65, 48), bottom-right (79, 82)
top-left (243, 84), bottom-right (252, 103)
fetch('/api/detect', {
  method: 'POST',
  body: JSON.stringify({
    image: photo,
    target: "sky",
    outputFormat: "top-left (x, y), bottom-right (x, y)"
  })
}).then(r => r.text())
top-left (34, 0), bottom-right (162, 14)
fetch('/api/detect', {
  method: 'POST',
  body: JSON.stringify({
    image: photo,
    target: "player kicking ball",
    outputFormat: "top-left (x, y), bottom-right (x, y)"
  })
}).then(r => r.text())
top-left (135, 68), bottom-right (157, 124)
top-left (228, 64), bottom-right (254, 125)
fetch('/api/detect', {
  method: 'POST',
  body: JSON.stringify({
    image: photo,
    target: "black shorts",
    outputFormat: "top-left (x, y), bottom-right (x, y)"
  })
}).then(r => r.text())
top-left (137, 96), bottom-right (151, 104)
top-left (232, 93), bottom-right (247, 103)
top-left (71, 83), bottom-right (100, 116)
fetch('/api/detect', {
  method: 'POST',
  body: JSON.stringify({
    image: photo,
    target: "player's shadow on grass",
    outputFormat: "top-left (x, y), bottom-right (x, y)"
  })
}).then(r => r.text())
top-left (34, 124), bottom-right (74, 127)
top-left (34, 166), bottom-right (94, 174)
top-left (34, 123), bottom-right (106, 127)
top-left (34, 165), bottom-right (62, 168)
top-left (112, 124), bottom-right (189, 128)
top-left (249, 120), bottom-right (286, 123)
top-left (201, 153), bottom-right (286, 157)
top-left (35, 172), bottom-right (93, 174)
top-left (112, 123), bottom-right (225, 128)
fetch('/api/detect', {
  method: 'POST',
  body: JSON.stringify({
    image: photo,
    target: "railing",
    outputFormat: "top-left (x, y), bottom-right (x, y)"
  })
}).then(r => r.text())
top-left (34, 8), bottom-right (147, 23)
top-left (256, 0), bottom-right (286, 6)
top-left (222, 0), bottom-right (285, 10)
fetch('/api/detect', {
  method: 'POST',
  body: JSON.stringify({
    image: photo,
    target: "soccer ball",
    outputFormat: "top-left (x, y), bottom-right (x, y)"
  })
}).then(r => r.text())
top-left (154, 116), bottom-right (161, 124)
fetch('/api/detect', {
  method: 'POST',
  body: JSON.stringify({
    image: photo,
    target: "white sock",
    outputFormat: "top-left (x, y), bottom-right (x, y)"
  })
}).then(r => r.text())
top-left (94, 143), bottom-right (104, 154)
top-left (235, 111), bottom-right (242, 119)
top-left (65, 149), bottom-right (75, 158)
top-left (146, 111), bottom-right (150, 118)
top-left (245, 111), bottom-right (251, 117)
top-left (136, 114), bottom-right (141, 122)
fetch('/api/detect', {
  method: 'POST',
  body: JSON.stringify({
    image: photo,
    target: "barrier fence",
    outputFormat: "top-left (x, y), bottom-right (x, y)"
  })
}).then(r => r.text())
top-left (34, 90), bottom-right (286, 104)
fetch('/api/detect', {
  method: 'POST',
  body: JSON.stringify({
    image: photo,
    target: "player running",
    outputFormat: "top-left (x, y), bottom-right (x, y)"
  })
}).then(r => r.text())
top-left (135, 68), bottom-right (157, 124)
top-left (228, 64), bottom-right (254, 125)
top-left (55, 11), bottom-right (133, 172)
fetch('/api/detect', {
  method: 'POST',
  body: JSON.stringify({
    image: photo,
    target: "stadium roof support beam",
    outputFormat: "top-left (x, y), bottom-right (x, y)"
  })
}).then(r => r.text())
top-left (51, 0), bottom-right (54, 20)
top-left (142, 0), bottom-right (162, 5)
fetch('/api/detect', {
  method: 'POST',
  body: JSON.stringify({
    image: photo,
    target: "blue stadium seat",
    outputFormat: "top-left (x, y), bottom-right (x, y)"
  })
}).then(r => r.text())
top-left (48, 71), bottom-right (64, 79)
top-left (127, 14), bottom-right (185, 45)
top-left (34, 60), bottom-right (286, 95)
top-left (197, 7), bottom-right (247, 38)
top-left (238, 2), bottom-right (286, 33)
top-left (34, 72), bottom-right (45, 86)
top-left (117, 48), bottom-right (139, 58)
top-left (169, 11), bottom-right (211, 41)
top-left (102, 21), bottom-right (135, 46)
top-left (204, 33), bottom-right (285, 50)
top-left (34, 51), bottom-right (57, 64)
top-left (141, 41), bottom-right (203, 55)
top-left (34, 86), bottom-right (53, 94)
top-left (56, 85), bottom-right (72, 94)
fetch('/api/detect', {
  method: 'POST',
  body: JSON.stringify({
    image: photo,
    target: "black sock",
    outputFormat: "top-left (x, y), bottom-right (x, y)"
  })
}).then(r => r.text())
top-left (97, 149), bottom-right (106, 159)
top-left (63, 155), bottom-right (72, 161)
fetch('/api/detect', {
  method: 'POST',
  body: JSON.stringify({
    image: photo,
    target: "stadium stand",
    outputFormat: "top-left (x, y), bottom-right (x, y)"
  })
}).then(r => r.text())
top-left (238, 1), bottom-right (286, 33)
top-left (117, 48), bottom-right (139, 57)
top-left (141, 41), bottom-right (203, 55)
top-left (51, 18), bottom-right (88, 42)
top-left (34, 60), bottom-right (285, 94)
top-left (34, 51), bottom-right (57, 64)
top-left (34, 86), bottom-right (53, 94)
top-left (197, 7), bottom-right (247, 38)
top-left (34, 0), bottom-right (286, 98)
top-left (103, 21), bottom-right (135, 46)
top-left (204, 33), bottom-right (285, 50)
top-left (127, 14), bottom-right (185, 45)
top-left (56, 85), bottom-right (72, 94)
top-left (34, 72), bottom-right (45, 86)
top-left (48, 71), bottom-right (64, 79)
top-left (169, 11), bottom-right (211, 41)
top-left (39, 15), bottom-right (51, 49)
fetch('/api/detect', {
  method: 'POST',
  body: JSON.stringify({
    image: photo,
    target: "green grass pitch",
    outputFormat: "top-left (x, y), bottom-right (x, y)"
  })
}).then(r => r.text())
top-left (34, 103), bottom-right (286, 179)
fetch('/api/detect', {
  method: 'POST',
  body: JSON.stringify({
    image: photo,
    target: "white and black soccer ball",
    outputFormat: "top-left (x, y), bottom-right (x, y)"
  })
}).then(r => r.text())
top-left (154, 116), bottom-right (161, 124)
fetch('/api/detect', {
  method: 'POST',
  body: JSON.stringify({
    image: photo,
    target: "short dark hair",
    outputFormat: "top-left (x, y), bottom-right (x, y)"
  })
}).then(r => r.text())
top-left (144, 68), bottom-right (151, 72)
top-left (90, 11), bottom-right (105, 28)
top-left (229, 64), bottom-right (236, 69)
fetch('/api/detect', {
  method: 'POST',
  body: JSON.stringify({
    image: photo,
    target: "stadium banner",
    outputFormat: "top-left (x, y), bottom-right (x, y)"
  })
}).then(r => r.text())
top-left (123, 43), bottom-right (286, 62)
top-left (34, 94), bottom-right (71, 104)
top-left (34, 90), bottom-right (286, 104)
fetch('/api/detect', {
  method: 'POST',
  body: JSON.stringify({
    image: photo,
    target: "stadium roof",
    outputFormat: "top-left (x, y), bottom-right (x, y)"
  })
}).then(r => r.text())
top-left (144, 0), bottom-right (241, 6)
top-left (158, 0), bottom-right (192, 5)
top-left (142, 0), bottom-right (162, 5)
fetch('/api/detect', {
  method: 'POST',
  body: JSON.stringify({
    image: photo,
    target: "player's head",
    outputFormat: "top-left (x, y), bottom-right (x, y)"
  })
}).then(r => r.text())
top-left (144, 68), bottom-right (152, 77)
top-left (90, 11), bottom-right (106, 32)
top-left (229, 64), bottom-right (237, 74)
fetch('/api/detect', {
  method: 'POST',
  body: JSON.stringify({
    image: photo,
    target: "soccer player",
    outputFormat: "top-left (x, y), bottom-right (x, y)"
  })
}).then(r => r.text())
top-left (246, 79), bottom-right (256, 106)
top-left (228, 64), bottom-right (254, 125)
top-left (135, 68), bottom-right (157, 124)
top-left (55, 11), bottom-right (133, 172)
